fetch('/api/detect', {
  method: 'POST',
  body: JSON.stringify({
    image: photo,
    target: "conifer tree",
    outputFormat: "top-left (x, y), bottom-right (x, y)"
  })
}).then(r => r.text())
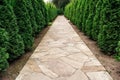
top-left (98, 0), bottom-right (120, 54)
top-left (37, 0), bottom-right (48, 26)
top-left (14, 0), bottom-right (34, 51)
top-left (25, 0), bottom-right (38, 36)
top-left (0, 28), bottom-right (9, 71)
top-left (46, 3), bottom-right (57, 22)
top-left (91, 0), bottom-right (102, 40)
top-left (0, 0), bottom-right (24, 61)
top-left (31, 0), bottom-right (45, 33)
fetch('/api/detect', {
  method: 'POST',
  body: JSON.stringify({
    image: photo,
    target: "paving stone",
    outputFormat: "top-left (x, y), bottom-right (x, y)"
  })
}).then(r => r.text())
top-left (68, 53), bottom-right (89, 63)
top-left (62, 46), bottom-right (81, 53)
top-left (60, 57), bottom-right (83, 69)
top-left (84, 57), bottom-right (102, 66)
top-left (39, 54), bottom-right (66, 62)
top-left (54, 70), bottom-right (89, 80)
top-left (31, 52), bottom-right (49, 58)
top-left (39, 65), bottom-right (58, 78)
top-left (16, 72), bottom-right (52, 80)
top-left (34, 46), bottom-right (50, 53)
top-left (43, 59), bottom-right (76, 77)
top-left (86, 71), bottom-right (113, 80)
top-left (72, 36), bottom-right (82, 42)
top-left (15, 16), bottom-right (113, 80)
top-left (19, 59), bottom-right (41, 74)
top-left (47, 42), bottom-right (65, 48)
top-left (48, 48), bottom-right (69, 55)
top-left (75, 43), bottom-right (93, 56)
top-left (81, 66), bottom-right (106, 72)
top-left (54, 77), bottom-right (67, 80)
top-left (67, 70), bottom-right (89, 80)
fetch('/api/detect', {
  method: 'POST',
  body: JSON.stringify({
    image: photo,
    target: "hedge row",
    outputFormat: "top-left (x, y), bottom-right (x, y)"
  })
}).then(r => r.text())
top-left (65, 0), bottom-right (120, 56)
top-left (0, 0), bottom-right (57, 71)
top-left (46, 3), bottom-right (57, 22)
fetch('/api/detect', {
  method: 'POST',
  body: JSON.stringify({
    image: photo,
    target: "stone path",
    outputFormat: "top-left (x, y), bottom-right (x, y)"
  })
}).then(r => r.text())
top-left (15, 16), bottom-right (113, 80)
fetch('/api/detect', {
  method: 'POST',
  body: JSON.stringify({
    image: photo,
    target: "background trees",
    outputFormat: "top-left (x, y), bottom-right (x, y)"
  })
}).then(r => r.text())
top-left (52, 0), bottom-right (70, 8)
top-left (46, 3), bottom-right (57, 22)
top-left (52, 0), bottom-right (70, 14)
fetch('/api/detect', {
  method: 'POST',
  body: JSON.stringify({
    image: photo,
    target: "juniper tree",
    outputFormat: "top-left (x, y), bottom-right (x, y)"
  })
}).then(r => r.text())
top-left (0, 28), bottom-right (9, 71)
top-left (25, 0), bottom-right (38, 36)
top-left (0, 1), bottom-right (24, 61)
top-left (31, 0), bottom-right (45, 33)
top-left (98, 0), bottom-right (120, 54)
top-left (14, 0), bottom-right (34, 51)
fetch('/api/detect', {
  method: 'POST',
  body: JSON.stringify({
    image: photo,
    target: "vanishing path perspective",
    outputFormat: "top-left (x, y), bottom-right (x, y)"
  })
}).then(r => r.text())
top-left (16, 16), bottom-right (113, 80)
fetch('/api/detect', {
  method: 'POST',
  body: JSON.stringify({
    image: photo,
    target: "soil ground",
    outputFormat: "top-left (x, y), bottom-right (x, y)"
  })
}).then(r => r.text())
top-left (69, 21), bottom-right (120, 80)
top-left (0, 26), bottom-right (50, 80)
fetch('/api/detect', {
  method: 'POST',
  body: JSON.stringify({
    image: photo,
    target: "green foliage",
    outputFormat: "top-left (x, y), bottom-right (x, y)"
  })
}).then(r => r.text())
top-left (46, 3), bottom-right (57, 22)
top-left (52, 0), bottom-right (70, 9)
top-left (65, 0), bottom-right (120, 55)
top-left (25, 0), bottom-right (38, 36)
top-left (0, 1), bottom-right (25, 61)
top-left (57, 8), bottom-right (64, 15)
top-left (0, 0), bottom-right (57, 71)
top-left (37, 0), bottom-right (48, 26)
top-left (0, 28), bottom-right (9, 71)
top-left (52, 0), bottom-right (70, 15)
top-left (98, 0), bottom-right (120, 54)
top-left (31, 0), bottom-right (45, 33)
top-left (115, 41), bottom-right (120, 61)
top-left (13, 0), bottom-right (34, 51)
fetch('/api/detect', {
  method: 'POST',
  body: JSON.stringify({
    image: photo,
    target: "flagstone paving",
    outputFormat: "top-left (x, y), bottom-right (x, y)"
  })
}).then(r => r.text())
top-left (15, 16), bottom-right (113, 80)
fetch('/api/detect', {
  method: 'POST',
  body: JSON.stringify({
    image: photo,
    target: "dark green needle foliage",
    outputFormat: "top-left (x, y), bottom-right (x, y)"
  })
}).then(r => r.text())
top-left (37, 0), bottom-right (48, 26)
top-left (65, 0), bottom-right (120, 56)
top-left (46, 3), bottom-right (57, 22)
top-left (0, 0), bottom-right (57, 71)
top-left (98, 0), bottom-right (120, 54)
top-left (25, 0), bottom-right (38, 36)
top-left (0, 28), bottom-right (9, 71)
top-left (0, 0), bottom-right (24, 61)
top-left (13, 0), bottom-right (34, 51)
top-left (31, 0), bottom-right (45, 33)
top-left (116, 41), bottom-right (120, 60)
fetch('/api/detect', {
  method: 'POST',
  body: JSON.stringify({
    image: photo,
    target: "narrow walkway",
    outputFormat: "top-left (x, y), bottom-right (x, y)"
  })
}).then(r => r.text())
top-left (16, 16), bottom-right (113, 80)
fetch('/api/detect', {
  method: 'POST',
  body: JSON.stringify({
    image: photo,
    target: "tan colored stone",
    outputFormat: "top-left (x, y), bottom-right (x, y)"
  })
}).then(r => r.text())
top-left (60, 57), bottom-right (83, 69)
top-left (67, 70), bottom-right (89, 80)
top-left (86, 71), bottom-right (113, 80)
top-left (40, 54), bottom-right (66, 62)
top-left (39, 65), bottom-right (58, 78)
top-left (54, 77), bottom-right (67, 80)
top-left (20, 59), bottom-right (41, 73)
top-left (72, 36), bottom-right (82, 42)
top-left (62, 46), bottom-right (81, 53)
top-left (84, 58), bottom-right (102, 66)
top-left (81, 66), bottom-right (106, 72)
top-left (75, 43), bottom-right (93, 56)
top-left (16, 72), bottom-right (52, 80)
top-left (43, 59), bottom-right (76, 77)
top-left (68, 53), bottom-right (88, 63)
top-left (31, 52), bottom-right (49, 58)
top-left (48, 48), bottom-right (69, 55)
top-left (34, 46), bottom-right (50, 53)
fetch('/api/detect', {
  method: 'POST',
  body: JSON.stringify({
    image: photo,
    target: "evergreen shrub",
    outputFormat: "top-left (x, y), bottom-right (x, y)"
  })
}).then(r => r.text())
top-left (0, 28), bottom-right (9, 71)
top-left (65, 0), bottom-right (120, 55)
